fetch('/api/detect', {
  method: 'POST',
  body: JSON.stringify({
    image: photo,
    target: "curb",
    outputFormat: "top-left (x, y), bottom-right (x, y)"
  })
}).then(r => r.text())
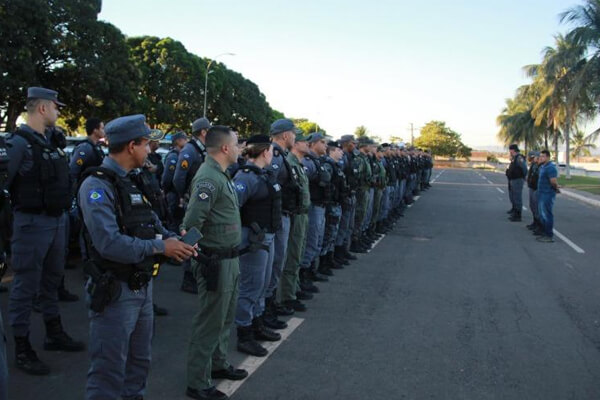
top-left (561, 189), bottom-right (600, 208)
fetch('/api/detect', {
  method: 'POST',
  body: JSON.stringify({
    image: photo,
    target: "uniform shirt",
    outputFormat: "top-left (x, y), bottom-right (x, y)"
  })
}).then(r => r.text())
top-left (287, 152), bottom-right (310, 212)
top-left (268, 142), bottom-right (290, 186)
top-left (537, 161), bottom-right (558, 195)
top-left (78, 157), bottom-right (173, 264)
top-left (358, 152), bottom-right (372, 188)
top-left (302, 152), bottom-right (321, 182)
top-left (69, 139), bottom-right (104, 192)
top-left (182, 155), bottom-right (241, 249)
top-left (161, 148), bottom-right (179, 192)
top-left (173, 138), bottom-right (206, 196)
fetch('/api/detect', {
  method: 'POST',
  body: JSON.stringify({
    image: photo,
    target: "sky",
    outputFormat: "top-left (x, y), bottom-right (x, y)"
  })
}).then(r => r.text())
top-left (99, 0), bottom-right (582, 148)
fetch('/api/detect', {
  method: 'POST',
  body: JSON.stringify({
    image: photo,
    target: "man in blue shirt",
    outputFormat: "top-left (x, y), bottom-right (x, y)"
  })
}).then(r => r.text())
top-left (536, 150), bottom-right (560, 242)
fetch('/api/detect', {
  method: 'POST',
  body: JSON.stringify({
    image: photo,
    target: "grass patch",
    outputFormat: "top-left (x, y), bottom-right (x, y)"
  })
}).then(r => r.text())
top-left (558, 175), bottom-right (600, 195)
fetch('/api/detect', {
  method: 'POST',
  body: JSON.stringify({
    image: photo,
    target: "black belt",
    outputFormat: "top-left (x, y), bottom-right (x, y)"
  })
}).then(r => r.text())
top-left (201, 247), bottom-right (239, 260)
top-left (17, 207), bottom-right (66, 217)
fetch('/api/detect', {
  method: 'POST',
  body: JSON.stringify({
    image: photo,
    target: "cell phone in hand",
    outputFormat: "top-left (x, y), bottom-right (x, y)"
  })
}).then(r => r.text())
top-left (181, 227), bottom-right (202, 246)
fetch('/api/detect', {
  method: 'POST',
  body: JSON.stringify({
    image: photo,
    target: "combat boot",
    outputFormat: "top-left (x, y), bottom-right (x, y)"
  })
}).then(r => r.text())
top-left (296, 290), bottom-right (314, 300)
top-left (282, 299), bottom-right (307, 312)
top-left (327, 252), bottom-right (344, 270)
top-left (15, 334), bottom-right (50, 375)
top-left (44, 316), bottom-right (85, 352)
top-left (334, 246), bottom-right (350, 265)
top-left (263, 296), bottom-right (288, 330)
top-left (506, 207), bottom-right (515, 214)
top-left (317, 256), bottom-right (334, 276)
top-left (300, 269), bottom-right (322, 291)
top-left (180, 270), bottom-right (198, 294)
top-left (509, 210), bottom-right (521, 222)
top-left (343, 248), bottom-right (358, 260)
top-left (237, 325), bottom-right (267, 357)
top-left (306, 265), bottom-right (328, 283)
top-left (252, 316), bottom-right (281, 342)
top-left (350, 240), bottom-right (367, 254)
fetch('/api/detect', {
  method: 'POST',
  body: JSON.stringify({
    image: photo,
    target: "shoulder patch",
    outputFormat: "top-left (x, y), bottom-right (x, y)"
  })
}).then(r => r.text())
top-left (76, 158), bottom-right (84, 166)
top-left (235, 182), bottom-right (246, 192)
top-left (271, 164), bottom-right (279, 170)
top-left (195, 181), bottom-right (216, 192)
top-left (183, 153), bottom-right (190, 159)
top-left (197, 190), bottom-right (211, 201)
top-left (181, 159), bottom-right (189, 169)
top-left (88, 189), bottom-right (104, 203)
top-left (79, 151), bottom-right (86, 156)
top-left (169, 164), bottom-right (175, 171)
top-left (169, 159), bottom-right (176, 164)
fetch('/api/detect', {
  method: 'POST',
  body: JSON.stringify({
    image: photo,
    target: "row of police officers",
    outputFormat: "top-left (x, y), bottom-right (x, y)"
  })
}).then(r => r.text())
top-left (0, 87), bottom-right (433, 400)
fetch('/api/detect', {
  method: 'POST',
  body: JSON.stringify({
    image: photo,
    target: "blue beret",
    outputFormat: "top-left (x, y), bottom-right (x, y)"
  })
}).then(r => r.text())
top-left (339, 134), bottom-right (356, 144)
top-left (192, 118), bottom-right (211, 133)
top-left (270, 119), bottom-right (301, 136)
top-left (306, 132), bottom-right (324, 143)
top-left (246, 134), bottom-right (271, 145)
top-left (105, 114), bottom-right (151, 146)
top-left (171, 131), bottom-right (188, 142)
top-left (27, 87), bottom-right (65, 106)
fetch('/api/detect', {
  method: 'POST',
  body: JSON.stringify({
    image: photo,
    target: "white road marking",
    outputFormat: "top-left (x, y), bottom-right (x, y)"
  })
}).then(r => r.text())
top-left (553, 229), bottom-right (585, 254)
top-left (522, 206), bottom-right (528, 211)
top-left (413, 196), bottom-right (421, 201)
top-left (368, 234), bottom-right (386, 252)
top-left (496, 187), bottom-right (505, 194)
top-left (431, 169), bottom-right (445, 183)
top-left (216, 317), bottom-right (305, 396)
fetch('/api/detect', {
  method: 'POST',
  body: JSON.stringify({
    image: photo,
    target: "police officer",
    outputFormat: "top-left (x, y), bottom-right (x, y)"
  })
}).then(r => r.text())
top-left (280, 133), bottom-right (311, 312)
top-left (526, 151), bottom-right (541, 232)
top-left (162, 131), bottom-right (188, 231)
top-left (264, 119), bottom-right (302, 329)
top-left (352, 138), bottom-right (372, 252)
top-left (300, 132), bottom-right (331, 290)
top-left (233, 135), bottom-right (282, 357)
top-left (319, 140), bottom-right (346, 271)
top-left (78, 114), bottom-right (195, 399)
top-left (174, 117), bottom-right (211, 293)
top-left (5, 87), bottom-right (84, 375)
top-left (339, 135), bottom-right (363, 255)
top-left (506, 144), bottom-right (527, 221)
top-left (147, 129), bottom-right (164, 185)
top-left (69, 118), bottom-right (106, 190)
top-left (183, 126), bottom-right (248, 400)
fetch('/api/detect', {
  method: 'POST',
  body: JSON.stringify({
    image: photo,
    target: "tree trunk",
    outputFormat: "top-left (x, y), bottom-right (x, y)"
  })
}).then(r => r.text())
top-left (6, 101), bottom-right (23, 132)
top-left (544, 129), bottom-right (549, 150)
top-left (565, 115), bottom-right (571, 180)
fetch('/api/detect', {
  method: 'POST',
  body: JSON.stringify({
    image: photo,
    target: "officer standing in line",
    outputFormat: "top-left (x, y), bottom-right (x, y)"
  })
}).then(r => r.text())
top-left (174, 117), bottom-right (211, 294)
top-left (5, 87), bottom-right (84, 375)
top-left (335, 135), bottom-right (360, 261)
top-left (0, 133), bottom-right (9, 400)
top-left (147, 129), bottom-right (165, 186)
top-left (162, 131), bottom-right (188, 231)
top-left (233, 135), bottom-right (282, 357)
top-left (69, 118), bottom-right (106, 189)
top-left (300, 132), bottom-right (332, 291)
top-left (263, 119), bottom-right (302, 330)
top-left (352, 138), bottom-right (372, 252)
top-left (183, 126), bottom-right (248, 400)
top-left (359, 138), bottom-right (377, 247)
top-left (280, 133), bottom-right (311, 312)
top-left (369, 144), bottom-right (386, 237)
top-left (526, 151), bottom-right (541, 232)
top-left (506, 144), bottom-right (527, 222)
top-left (319, 140), bottom-right (346, 271)
top-left (78, 114), bottom-right (196, 400)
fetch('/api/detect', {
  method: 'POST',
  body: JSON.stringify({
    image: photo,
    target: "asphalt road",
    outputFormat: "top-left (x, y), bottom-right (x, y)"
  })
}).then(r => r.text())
top-left (2, 167), bottom-right (600, 399)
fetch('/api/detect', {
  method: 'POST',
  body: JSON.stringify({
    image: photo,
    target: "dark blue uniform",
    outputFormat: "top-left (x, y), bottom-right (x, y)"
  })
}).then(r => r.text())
top-left (173, 138), bottom-right (206, 198)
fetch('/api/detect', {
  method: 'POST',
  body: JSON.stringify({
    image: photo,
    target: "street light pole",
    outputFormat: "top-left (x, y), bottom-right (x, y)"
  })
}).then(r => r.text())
top-left (203, 52), bottom-right (235, 118)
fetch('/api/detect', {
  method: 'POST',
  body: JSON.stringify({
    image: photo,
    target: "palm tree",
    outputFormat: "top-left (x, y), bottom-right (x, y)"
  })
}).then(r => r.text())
top-left (354, 125), bottom-right (368, 138)
top-left (497, 85), bottom-right (543, 152)
top-left (571, 129), bottom-right (597, 161)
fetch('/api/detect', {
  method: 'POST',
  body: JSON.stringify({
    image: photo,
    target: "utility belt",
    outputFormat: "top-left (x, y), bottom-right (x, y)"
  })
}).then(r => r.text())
top-left (17, 207), bottom-right (65, 217)
top-left (193, 245), bottom-right (240, 292)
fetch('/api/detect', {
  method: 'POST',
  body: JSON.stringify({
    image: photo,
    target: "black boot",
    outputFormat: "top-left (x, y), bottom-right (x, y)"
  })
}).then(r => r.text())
top-left (317, 256), bottom-right (334, 276)
top-left (58, 277), bottom-right (79, 302)
top-left (237, 325), bottom-right (267, 357)
top-left (334, 246), bottom-right (350, 265)
top-left (43, 316), bottom-right (85, 352)
top-left (350, 240), bottom-right (367, 253)
top-left (153, 303), bottom-right (168, 316)
top-left (252, 316), bottom-right (281, 342)
top-left (343, 248), bottom-right (358, 260)
top-left (296, 290), bottom-right (314, 300)
top-left (509, 210), bottom-right (522, 222)
top-left (328, 252), bottom-right (344, 270)
top-left (305, 267), bottom-right (327, 283)
top-left (263, 296), bottom-right (288, 330)
top-left (282, 299), bottom-right (307, 312)
top-left (180, 270), bottom-right (198, 294)
top-left (15, 334), bottom-right (50, 375)
top-left (507, 207), bottom-right (515, 214)
top-left (300, 269), bottom-right (321, 292)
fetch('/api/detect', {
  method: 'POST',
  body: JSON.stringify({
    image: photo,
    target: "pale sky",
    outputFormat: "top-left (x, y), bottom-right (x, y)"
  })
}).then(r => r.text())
top-left (100, 0), bottom-right (582, 148)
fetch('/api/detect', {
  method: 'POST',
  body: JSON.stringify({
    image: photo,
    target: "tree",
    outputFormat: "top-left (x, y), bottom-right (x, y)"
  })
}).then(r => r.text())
top-left (354, 125), bottom-right (368, 137)
top-left (293, 118), bottom-right (326, 135)
top-left (389, 136), bottom-right (404, 143)
top-left (497, 84), bottom-right (543, 153)
top-left (414, 121), bottom-right (471, 158)
top-left (570, 129), bottom-right (597, 160)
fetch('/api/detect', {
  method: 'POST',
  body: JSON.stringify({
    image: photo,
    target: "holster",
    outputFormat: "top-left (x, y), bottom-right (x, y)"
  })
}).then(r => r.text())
top-left (194, 252), bottom-right (221, 292)
top-left (83, 260), bottom-right (122, 313)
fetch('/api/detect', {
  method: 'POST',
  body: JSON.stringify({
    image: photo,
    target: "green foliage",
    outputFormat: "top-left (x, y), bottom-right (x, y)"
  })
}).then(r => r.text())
top-left (414, 121), bottom-right (472, 158)
top-left (389, 136), bottom-right (404, 143)
top-left (354, 125), bottom-right (368, 137)
top-left (571, 129), bottom-right (597, 159)
top-left (293, 118), bottom-right (325, 135)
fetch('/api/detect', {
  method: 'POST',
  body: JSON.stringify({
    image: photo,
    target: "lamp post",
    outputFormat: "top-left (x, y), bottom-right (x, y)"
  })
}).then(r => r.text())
top-left (203, 52), bottom-right (235, 117)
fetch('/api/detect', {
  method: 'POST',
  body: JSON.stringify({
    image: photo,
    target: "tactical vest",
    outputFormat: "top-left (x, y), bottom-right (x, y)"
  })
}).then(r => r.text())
top-left (305, 154), bottom-right (332, 205)
top-left (369, 156), bottom-right (382, 187)
top-left (237, 165), bottom-right (283, 233)
top-left (274, 148), bottom-right (302, 214)
top-left (10, 129), bottom-right (71, 215)
top-left (507, 154), bottom-right (526, 179)
top-left (80, 167), bottom-right (157, 280)
top-left (385, 157), bottom-right (398, 184)
top-left (74, 140), bottom-right (105, 184)
top-left (185, 139), bottom-right (207, 191)
top-left (322, 157), bottom-right (347, 203)
top-left (527, 163), bottom-right (540, 190)
top-left (131, 168), bottom-right (167, 222)
top-left (345, 151), bottom-right (361, 190)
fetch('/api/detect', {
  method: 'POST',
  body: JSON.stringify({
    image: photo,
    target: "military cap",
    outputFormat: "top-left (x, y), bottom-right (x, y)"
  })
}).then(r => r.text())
top-left (246, 134), bottom-right (271, 145)
top-left (306, 132), bottom-right (325, 143)
top-left (327, 140), bottom-right (342, 149)
top-left (27, 87), bottom-right (65, 106)
top-left (105, 114), bottom-right (151, 146)
top-left (528, 150), bottom-right (540, 157)
top-left (171, 131), bottom-right (187, 142)
top-left (509, 144), bottom-right (520, 152)
top-left (270, 119), bottom-right (301, 136)
top-left (149, 129), bottom-right (164, 141)
top-left (192, 117), bottom-right (212, 134)
top-left (339, 134), bottom-right (356, 144)
top-left (381, 143), bottom-right (390, 148)
top-left (295, 133), bottom-right (307, 142)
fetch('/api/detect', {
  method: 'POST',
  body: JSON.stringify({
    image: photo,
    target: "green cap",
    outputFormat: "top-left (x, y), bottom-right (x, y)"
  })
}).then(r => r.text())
top-left (295, 133), bottom-right (307, 142)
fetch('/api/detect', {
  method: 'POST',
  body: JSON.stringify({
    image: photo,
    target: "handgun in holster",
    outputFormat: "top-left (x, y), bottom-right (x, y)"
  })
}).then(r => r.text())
top-left (193, 252), bottom-right (220, 292)
top-left (83, 260), bottom-right (122, 313)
